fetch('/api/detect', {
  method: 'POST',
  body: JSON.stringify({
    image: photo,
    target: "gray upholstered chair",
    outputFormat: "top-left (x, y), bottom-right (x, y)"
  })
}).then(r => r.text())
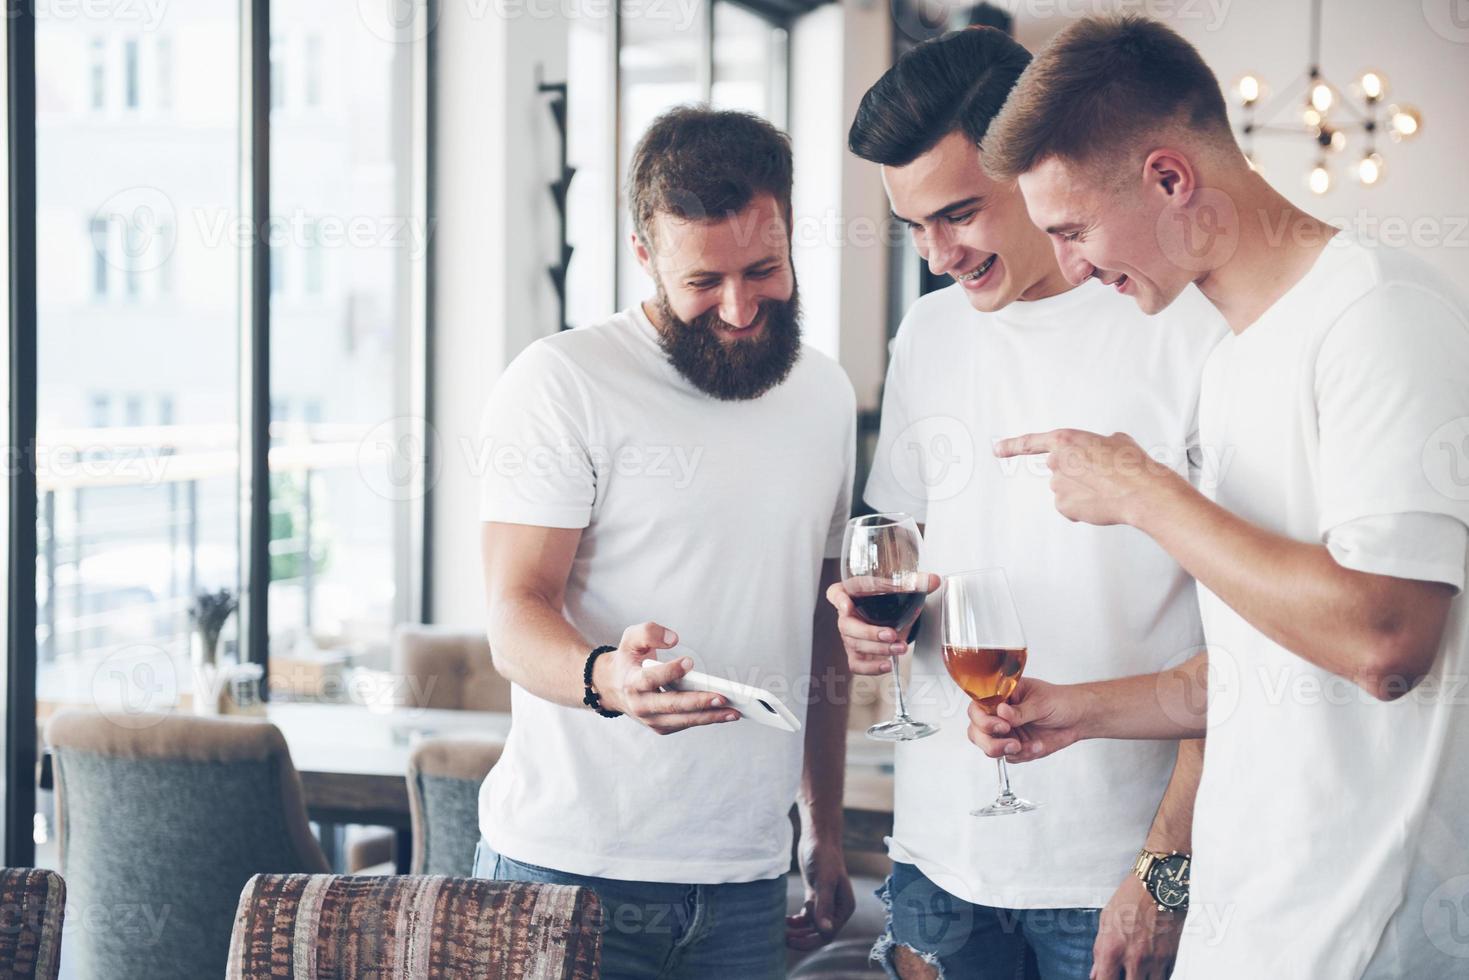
top-left (347, 627), bottom-right (510, 873)
top-left (406, 738), bottom-right (503, 875)
top-left (0, 868), bottom-right (66, 979)
top-left (46, 710), bottom-right (331, 980)
top-left (227, 874), bottom-right (602, 979)
top-left (789, 938), bottom-right (891, 978)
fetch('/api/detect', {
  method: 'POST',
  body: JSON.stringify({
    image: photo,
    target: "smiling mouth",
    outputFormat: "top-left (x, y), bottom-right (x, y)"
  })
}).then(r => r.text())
top-left (716, 312), bottom-right (765, 337)
top-left (954, 254), bottom-right (996, 283)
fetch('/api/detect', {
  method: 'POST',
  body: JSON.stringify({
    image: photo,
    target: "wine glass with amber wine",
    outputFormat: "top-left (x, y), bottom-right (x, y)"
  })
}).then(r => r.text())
top-left (942, 568), bottom-right (1039, 816)
top-left (841, 513), bottom-right (937, 741)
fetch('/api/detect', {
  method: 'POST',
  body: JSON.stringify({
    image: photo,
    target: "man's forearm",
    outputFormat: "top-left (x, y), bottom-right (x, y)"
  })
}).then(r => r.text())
top-left (1136, 479), bottom-right (1445, 695)
top-left (800, 584), bottom-right (849, 841)
top-left (1143, 738), bottom-right (1202, 853)
top-left (1078, 651), bottom-right (1210, 742)
top-left (486, 590), bottom-right (595, 709)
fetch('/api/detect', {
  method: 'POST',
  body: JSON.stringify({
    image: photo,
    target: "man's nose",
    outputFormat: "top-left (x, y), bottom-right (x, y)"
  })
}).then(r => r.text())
top-left (924, 228), bottom-right (962, 278)
top-left (719, 284), bottom-right (760, 329)
top-left (1054, 241), bottom-right (1094, 286)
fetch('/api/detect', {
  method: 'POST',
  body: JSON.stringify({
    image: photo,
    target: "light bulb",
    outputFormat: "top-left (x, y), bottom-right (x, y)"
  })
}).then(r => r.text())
top-left (1308, 162), bottom-right (1332, 195)
top-left (1356, 152), bottom-right (1384, 186)
top-left (1235, 73), bottom-right (1263, 107)
top-left (1303, 107), bottom-right (1323, 129)
top-left (1358, 71), bottom-right (1385, 102)
top-left (1388, 104), bottom-right (1421, 141)
top-left (1310, 82), bottom-right (1334, 113)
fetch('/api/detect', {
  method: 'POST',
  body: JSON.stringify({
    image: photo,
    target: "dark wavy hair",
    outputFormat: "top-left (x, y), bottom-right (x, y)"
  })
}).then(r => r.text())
top-left (627, 105), bottom-right (793, 251)
top-left (848, 27), bottom-right (1033, 167)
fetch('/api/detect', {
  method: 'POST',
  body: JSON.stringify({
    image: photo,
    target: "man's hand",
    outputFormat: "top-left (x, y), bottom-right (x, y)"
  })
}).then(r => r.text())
top-left (593, 622), bottom-right (740, 734)
top-left (965, 677), bottom-right (1097, 763)
top-left (786, 837), bottom-right (855, 951)
top-left (993, 429), bottom-right (1188, 528)
top-left (1091, 875), bottom-right (1183, 980)
top-left (825, 574), bottom-right (941, 675)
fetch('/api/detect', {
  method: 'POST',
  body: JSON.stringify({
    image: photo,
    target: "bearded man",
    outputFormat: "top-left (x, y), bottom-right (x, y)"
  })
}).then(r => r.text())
top-left (475, 106), bottom-right (857, 979)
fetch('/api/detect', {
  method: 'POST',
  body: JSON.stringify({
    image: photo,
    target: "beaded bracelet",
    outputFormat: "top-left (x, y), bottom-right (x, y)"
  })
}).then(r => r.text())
top-left (581, 645), bottom-right (622, 718)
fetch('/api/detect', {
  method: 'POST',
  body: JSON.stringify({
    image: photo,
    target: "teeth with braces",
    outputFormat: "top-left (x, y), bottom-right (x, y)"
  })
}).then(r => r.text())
top-left (956, 254), bottom-right (996, 282)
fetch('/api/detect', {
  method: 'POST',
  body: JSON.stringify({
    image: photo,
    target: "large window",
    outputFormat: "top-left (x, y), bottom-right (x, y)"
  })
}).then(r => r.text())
top-left (267, 2), bottom-right (424, 682)
top-left (29, 0), bottom-right (429, 863)
top-left (36, 2), bottom-right (242, 712)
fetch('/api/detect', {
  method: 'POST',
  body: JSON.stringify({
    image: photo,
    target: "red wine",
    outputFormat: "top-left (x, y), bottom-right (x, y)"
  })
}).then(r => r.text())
top-left (848, 587), bottom-right (926, 631)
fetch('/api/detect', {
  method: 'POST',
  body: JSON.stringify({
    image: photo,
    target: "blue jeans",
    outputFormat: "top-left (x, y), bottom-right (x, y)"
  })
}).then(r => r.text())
top-left (473, 840), bottom-right (787, 980)
top-left (875, 862), bottom-right (1099, 980)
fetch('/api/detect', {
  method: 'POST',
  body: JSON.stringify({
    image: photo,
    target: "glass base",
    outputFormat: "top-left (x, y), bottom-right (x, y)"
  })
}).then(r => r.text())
top-left (866, 717), bottom-right (939, 742)
top-left (972, 793), bottom-right (1040, 817)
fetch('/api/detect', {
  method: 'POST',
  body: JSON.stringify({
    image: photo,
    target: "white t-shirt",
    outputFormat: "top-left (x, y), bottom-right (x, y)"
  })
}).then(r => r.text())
top-left (1174, 239), bottom-right (1469, 978)
top-left (476, 305), bottom-right (855, 884)
top-left (865, 279), bottom-right (1227, 909)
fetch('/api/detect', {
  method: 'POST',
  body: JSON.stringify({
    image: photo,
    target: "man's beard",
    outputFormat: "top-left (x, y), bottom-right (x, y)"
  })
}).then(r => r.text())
top-left (650, 283), bottom-right (802, 402)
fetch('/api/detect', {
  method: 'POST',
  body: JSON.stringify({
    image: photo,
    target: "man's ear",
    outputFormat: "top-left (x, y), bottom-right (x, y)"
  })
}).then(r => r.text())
top-left (1143, 148), bottom-right (1196, 203)
top-left (631, 230), bottom-right (655, 278)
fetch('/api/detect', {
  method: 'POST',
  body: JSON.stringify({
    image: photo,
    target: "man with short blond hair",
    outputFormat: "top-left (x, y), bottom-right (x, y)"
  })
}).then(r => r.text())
top-left (967, 16), bottom-right (1469, 978)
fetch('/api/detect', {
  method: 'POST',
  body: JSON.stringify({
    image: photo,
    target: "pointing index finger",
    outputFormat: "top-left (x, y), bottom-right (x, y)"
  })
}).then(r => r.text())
top-left (993, 431), bottom-right (1060, 458)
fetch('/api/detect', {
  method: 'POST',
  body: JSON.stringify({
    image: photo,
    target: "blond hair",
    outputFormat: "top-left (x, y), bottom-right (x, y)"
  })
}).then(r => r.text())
top-left (982, 15), bottom-right (1235, 182)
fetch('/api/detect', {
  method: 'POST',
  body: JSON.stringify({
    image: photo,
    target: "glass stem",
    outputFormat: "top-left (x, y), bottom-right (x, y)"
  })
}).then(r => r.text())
top-left (995, 757), bottom-right (1016, 802)
top-left (889, 652), bottom-right (912, 719)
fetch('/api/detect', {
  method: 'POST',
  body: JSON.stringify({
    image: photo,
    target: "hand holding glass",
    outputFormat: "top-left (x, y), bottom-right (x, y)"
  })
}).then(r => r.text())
top-left (942, 569), bottom-right (1039, 816)
top-left (841, 513), bottom-right (937, 742)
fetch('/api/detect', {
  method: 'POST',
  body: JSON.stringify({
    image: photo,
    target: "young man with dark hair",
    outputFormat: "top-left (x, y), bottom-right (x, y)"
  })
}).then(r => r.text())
top-left (477, 106), bottom-right (856, 978)
top-left (828, 27), bottom-right (1225, 980)
top-left (972, 15), bottom-right (1469, 978)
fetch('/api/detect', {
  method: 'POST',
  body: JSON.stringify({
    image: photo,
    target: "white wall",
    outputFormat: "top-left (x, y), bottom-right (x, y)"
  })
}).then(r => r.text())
top-left (431, 3), bottom-right (568, 628)
top-left (790, 0), bottom-right (893, 412)
top-left (1012, 0), bottom-right (1469, 285)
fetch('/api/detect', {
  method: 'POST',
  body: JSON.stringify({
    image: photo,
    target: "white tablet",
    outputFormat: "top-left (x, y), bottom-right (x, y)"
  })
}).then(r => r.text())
top-left (641, 655), bottom-right (801, 733)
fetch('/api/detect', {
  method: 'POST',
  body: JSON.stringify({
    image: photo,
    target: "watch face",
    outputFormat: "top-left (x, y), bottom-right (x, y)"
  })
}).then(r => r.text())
top-left (1150, 855), bottom-right (1190, 910)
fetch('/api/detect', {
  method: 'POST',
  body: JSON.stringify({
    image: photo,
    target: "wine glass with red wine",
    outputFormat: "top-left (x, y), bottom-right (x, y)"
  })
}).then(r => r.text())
top-left (841, 513), bottom-right (938, 742)
top-left (942, 568), bottom-right (1038, 816)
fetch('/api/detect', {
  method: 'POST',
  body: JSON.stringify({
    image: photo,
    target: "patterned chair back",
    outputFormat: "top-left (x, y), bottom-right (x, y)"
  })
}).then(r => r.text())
top-left (0, 868), bottom-right (66, 980)
top-left (228, 874), bottom-right (602, 979)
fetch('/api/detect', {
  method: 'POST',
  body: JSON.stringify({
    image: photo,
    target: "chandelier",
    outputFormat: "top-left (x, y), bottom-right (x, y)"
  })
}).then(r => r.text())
top-left (1229, 0), bottom-right (1421, 195)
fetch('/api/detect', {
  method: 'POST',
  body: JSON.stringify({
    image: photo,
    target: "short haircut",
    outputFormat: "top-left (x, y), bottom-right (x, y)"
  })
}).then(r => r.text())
top-left (982, 15), bottom-right (1234, 182)
top-left (848, 27), bottom-right (1032, 167)
top-left (626, 105), bottom-right (793, 251)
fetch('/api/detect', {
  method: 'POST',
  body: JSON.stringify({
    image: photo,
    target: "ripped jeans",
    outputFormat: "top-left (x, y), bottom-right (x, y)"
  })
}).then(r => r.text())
top-left (873, 862), bottom-right (1099, 980)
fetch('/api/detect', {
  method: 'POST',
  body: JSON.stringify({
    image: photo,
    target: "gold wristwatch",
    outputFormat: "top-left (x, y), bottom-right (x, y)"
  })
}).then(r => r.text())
top-left (1133, 849), bottom-right (1190, 914)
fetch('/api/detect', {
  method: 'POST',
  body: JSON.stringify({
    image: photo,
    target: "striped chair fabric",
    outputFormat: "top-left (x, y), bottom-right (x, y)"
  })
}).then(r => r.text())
top-left (227, 874), bottom-right (602, 979)
top-left (0, 869), bottom-right (66, 980)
